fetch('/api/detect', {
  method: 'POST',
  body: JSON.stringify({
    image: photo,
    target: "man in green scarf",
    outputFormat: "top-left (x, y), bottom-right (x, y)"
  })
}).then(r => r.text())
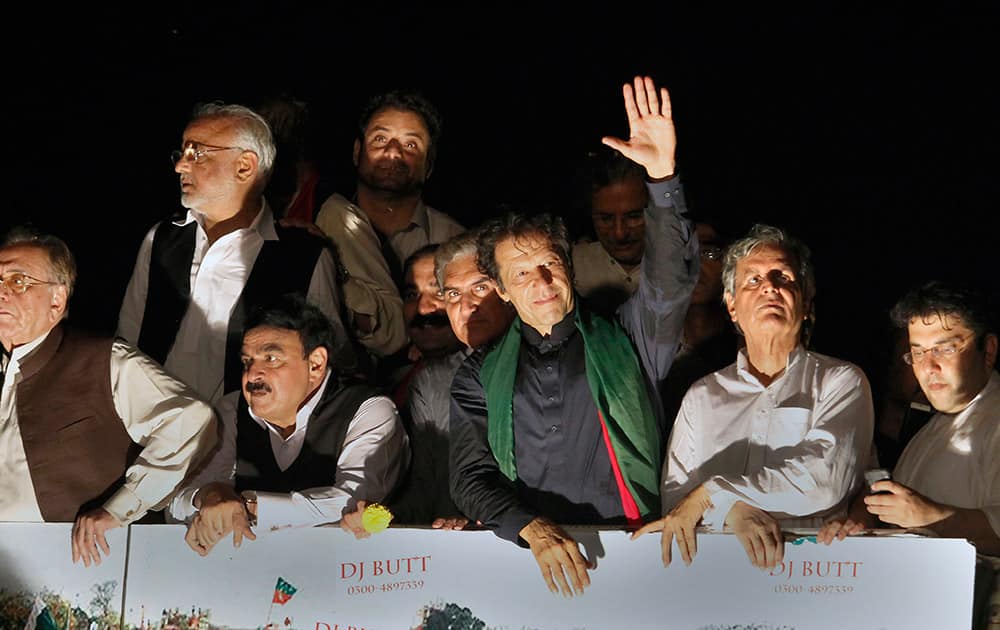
top-left (448, 75), bottom-right (699, 597)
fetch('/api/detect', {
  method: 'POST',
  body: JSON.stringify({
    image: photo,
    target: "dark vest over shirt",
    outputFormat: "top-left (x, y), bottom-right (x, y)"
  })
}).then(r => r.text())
top-left (16, 325), bottom-right (139, 521)
top-left (234, 376), bottom-right (379, 493)
top-left (137, 217), bottom-right (329, 394)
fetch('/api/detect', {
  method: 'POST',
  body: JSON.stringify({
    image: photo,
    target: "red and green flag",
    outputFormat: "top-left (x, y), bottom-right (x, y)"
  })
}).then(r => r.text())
top-left (272, 577), bottom-right (298, 605)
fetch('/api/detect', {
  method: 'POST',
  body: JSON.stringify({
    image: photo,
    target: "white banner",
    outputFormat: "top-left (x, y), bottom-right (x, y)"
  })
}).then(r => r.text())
top-left (0, 523), bottom-right (127, 628)
top-left (0, 523), bottom-right (976, 629)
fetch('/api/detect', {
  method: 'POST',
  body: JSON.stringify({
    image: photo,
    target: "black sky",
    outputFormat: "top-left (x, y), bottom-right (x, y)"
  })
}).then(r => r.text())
top-left (7, 4), bottom-right (999, 386)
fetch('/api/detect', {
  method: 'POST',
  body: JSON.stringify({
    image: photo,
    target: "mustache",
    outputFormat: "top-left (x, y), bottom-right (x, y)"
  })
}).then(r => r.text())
top-left (374, 159), bottom-right (410, 174)
top-left (245, 380), bottom-right (272, 394)
top-left (410, 312), bottom-right (451, 328)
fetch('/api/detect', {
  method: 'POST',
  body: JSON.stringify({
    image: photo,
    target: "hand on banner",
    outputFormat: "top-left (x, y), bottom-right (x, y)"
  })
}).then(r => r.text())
top-left (186, 483), bottom-right (256, 556)
top-left (519, 517), bottom-right (593, 597)
top-left (71, 508), bottom-right (121, 567)
top-left (341, 500), bottom-right (371, 539)
top-left (725, 502), bottom-right (783, 569)
top-left (631, 484), bottom-right (712, 567)
top-left (817, 518), bottom-right (868, 545)
top-left (431, 516), bottom-right (470, 531)
top-left (601, 75), bottom-right (677, 180)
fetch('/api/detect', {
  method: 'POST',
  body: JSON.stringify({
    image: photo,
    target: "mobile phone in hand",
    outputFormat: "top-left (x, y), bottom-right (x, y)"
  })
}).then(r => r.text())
top-left (864, 468), bottom-right (892, 494)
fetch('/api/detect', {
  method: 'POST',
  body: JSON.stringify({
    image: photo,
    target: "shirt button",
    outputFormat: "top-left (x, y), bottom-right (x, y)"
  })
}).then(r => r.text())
top-left (549, 425), bottom-right (559, 433)
top-left (546, 365), bottom-right (553, 372)
top-left (548, 396), bottom-right (555, 402)
top-left (663, 192), bottom-right (672, 199)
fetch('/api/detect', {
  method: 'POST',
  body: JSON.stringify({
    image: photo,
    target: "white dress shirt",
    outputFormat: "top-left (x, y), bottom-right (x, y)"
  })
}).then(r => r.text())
top-left (169, 369), bottom-right (409, 532)
top-left (117, 202), bottom-right (347, 419)
top-left (893, 371), bottom-right (1000, 538)
top-left (571, 239), bottom-right (640, 302)
top-left (0, 331), bottom-right (217, 524)
top-left (663, 345), bottom-right (874, 529)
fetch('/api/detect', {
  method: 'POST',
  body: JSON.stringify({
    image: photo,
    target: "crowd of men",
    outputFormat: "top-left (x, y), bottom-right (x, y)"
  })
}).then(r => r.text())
top-left (1, 75), bottom-right (996, 626)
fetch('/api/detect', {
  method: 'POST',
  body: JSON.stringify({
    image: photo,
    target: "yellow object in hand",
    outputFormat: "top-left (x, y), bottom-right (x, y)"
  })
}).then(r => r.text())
top-left (362, 503), bottom-right (394, 533)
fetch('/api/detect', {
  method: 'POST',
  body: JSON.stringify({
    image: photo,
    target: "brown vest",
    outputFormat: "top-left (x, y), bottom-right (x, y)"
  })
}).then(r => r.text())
top-left (16, 325), bottom-right (138, 521)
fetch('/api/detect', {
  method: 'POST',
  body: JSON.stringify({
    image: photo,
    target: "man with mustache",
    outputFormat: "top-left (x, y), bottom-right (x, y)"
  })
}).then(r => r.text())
top-left (389, 233), bottom-right (516, 528)
top-left (173, 294), bottom-right (408, 556)
top-left (312, 89), bottom-right (465, 368)
top-left (570, 145), bottom-right (650, 311)
top-left (635, 223), bottom-right (875, 572)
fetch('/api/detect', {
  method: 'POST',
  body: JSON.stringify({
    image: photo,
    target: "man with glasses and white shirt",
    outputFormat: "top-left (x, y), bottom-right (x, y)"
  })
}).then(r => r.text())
top-left (0, 226), bottom-right (216, 566)
top-left (820, 281), bottom-right (998, 548)
top-left (819, 280), bottom-right (998, 628)
top-left (118, 103), bottom-right (361, 458)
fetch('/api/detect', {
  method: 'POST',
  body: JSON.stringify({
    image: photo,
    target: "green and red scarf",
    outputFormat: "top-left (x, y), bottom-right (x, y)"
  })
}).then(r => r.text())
top-left (480, 309), bottom-right (661, 521)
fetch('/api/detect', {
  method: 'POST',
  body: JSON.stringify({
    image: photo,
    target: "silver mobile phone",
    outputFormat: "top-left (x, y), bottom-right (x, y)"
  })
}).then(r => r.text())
top-left (864, 468), bottom-right (892, 494)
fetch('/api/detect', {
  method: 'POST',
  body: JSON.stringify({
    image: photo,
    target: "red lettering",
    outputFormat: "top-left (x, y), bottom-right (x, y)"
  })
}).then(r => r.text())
top-left (801, 560), bottom-right (814, 577)
top-left (372, 560), bottom-right (383, 577)
top-left (340, 563), bottom-right (357, 580)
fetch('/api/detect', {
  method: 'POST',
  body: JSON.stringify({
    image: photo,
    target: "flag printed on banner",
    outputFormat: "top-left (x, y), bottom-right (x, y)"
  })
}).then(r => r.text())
top-left (272, 577), bottom-right (298, 605)
top-left (23, 595), bottom-right (59, 630)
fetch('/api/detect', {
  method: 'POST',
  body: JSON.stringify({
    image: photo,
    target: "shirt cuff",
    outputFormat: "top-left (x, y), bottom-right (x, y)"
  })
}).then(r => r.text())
top-left (646, 178), bottom-right (684, 210)
top-left (167, 486), bottom-right (200, 523)
top-left (498, 507), bottom-right (537, 546)
top-left (103, 486), bottom-right (145, 525)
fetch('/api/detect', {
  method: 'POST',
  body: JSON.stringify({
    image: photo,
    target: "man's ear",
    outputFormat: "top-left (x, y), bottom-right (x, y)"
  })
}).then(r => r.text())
top-left (308, 346), bottom-right (329, 381)
top-left (48, 284), bottom-right (68, 326)
top-left (724, 292), bottom-right (737, 323)
top-left (235, 150), bottom-right (259, 184)
top-left (496, 284), bottom-right (511, 304)
top-left (984, 333), bottom-right (998, 371)
top-left (352, 139), bottom-right (361, 168)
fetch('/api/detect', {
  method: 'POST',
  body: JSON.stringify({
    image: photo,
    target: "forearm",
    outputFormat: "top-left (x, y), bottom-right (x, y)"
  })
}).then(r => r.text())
top-left (110, 342), bottom-right (219, 522)
top-left (925, 505), bottom-right (1000, 555)
top-left (341, 277), bottom-right (408, 356)
top-left (619, 176), bottom-right (698, 382)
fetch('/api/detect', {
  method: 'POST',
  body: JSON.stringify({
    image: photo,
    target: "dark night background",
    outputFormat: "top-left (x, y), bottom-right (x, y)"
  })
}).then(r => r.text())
top-left (6, 5), bottom-right (999, 398)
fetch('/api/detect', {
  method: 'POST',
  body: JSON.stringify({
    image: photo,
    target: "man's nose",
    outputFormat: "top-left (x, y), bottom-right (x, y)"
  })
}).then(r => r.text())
top-left (418, 292), bottom-right (442, 315)
top-left (613, 217), bottom-right (628, 241)
top-left (461, 292), bottom-right (481, 313)
top-left (921, 353), bottom-right (944, 372)
top-left (535, 266), bottom-right (554, 285)
top-left (382, 138), bottom-right (404, 158)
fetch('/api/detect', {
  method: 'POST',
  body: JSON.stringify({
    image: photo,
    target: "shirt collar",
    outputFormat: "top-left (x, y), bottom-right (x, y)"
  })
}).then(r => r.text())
top-left (173, 199), bottom-right (278, 241)
top-left (409, 199), bottom-right (431, 230)
top-left (735, 344), bottom-right (806, 387)
top-left (9, 329), bottom-right (52, 366)
top-left (248, 367), bottom-right (332, 439)
top-left (522, 307), bottom-right (577, 351)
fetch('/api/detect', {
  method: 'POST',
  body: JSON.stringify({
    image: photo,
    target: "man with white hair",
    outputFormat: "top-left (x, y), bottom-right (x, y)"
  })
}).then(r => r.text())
top-left (0, 225), bottom-right (216, 566)
top-left (118, 103), bottom-right (360, 442)
top-left (635, 223), bottom-right (874, 571)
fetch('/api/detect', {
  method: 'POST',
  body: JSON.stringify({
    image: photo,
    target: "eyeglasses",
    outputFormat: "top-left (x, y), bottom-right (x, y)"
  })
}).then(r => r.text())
top-left (700, 245), bottom-right (724, 261)
top-left (902, 334), bottom-right (975, 365)
top-left (0, 272), bottom-right (59, 295)
top-left (170, 143), bottom-right (247, 165)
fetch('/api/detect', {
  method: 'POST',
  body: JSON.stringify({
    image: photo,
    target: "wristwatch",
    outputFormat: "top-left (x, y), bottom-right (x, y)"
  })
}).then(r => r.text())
top-left (241, 490), bottom-right (258, 527)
